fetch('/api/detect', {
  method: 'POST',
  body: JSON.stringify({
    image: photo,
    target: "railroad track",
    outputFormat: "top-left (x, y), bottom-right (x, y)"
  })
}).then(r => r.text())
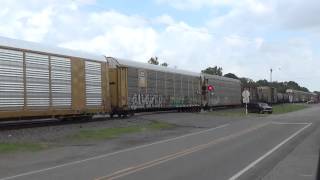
top-left (0, 115), bottom-right (109, 130)
top-left (0, 111), bottom-right (177, 130)
top-left (0, 106), bottom-right (241, 130)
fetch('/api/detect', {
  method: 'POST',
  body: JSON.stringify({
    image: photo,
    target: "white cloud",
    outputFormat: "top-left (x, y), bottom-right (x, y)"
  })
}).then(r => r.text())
top-left (156, 0), bottom-right (238, 10)
top-left (154, 14), bottom-right (176, 25)
top-left (61, 26), bottom-right (158, 60)
top-left (161, 0), bottom-right (320, 31)
top-left (0, 0), bottom-right (319, 91)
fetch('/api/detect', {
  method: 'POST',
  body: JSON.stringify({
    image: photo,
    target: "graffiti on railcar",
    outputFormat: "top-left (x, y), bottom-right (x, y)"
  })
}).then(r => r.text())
top-left (129, 93), bottom-right (164, 109)
top-left (129, 93), bottom-right (195, 109)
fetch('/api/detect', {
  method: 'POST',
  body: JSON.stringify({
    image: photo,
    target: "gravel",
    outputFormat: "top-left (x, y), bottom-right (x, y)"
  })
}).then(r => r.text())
top-left (0, 117), bottom-right (154, 144)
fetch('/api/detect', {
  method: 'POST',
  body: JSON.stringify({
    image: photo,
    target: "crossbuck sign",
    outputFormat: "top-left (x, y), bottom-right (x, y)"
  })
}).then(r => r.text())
top-left (242, 90), bottom-right (250, 115)
top-left (242, 90), bottom-right (250, 104)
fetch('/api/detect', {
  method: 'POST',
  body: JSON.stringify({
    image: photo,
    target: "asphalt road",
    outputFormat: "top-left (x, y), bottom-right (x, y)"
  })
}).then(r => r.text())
top-left (1, 105), bottom-right (319, 180)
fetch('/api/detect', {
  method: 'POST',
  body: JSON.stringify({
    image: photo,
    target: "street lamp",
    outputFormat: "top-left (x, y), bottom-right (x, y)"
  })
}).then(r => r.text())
top-left (269, 67), bottom-right (281, 83)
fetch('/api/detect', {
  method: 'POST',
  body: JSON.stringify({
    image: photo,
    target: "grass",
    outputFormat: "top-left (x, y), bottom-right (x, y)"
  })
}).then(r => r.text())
top-left (207, 108), bottom-right (251, 117)
top-left (272, 104), bottom-right (308, 114)
top-left (0, 143), bottom-right (48, 153)
top-left (72, 121), bottom-right (175, 140)
top-left (207, 104), bottom-right (309, 117)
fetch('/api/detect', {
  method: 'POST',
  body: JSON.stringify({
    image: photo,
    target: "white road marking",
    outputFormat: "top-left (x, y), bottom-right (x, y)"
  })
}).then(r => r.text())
top-left (228, 122), bottom-right (312, 180)
top-left (0, 123), bottom-right (230, 180)
top-left (95, 122), bottom-right (270, 180)
top-left (271, 122), bottom-right (311, 125)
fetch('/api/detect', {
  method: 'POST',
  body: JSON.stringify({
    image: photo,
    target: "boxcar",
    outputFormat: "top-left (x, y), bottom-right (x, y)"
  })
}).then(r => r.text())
top-left (107, 57), bottom-right (202, 116)
top-left (257, 86), bottom-right (278, 104)
top-left (0, 36), bottom-right (111, 120)
top-left (202, 74), bottom-right (241, 108)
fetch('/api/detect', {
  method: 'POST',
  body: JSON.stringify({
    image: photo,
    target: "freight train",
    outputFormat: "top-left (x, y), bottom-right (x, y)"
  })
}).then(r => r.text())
top-left (241, 86), bottom-right (316, 104)
top-left (286, 89), bottom-right (318, 103)
top-left (0, 37), bottom-right (317, 120)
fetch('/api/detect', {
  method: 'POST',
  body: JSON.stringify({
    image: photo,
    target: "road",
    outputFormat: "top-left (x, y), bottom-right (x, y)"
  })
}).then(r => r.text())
top-left (1, 105), bottom-right (319, 180)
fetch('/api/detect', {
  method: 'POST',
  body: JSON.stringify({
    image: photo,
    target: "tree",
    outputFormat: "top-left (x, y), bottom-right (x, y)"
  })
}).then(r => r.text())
top-left (201, 66), bottom-right (223, 76)
top-left (256, 79), bottom-right (269, 86)
top-left (148, 56), bottom-right (159, 65)
top-left (160, 62), bottom-right (168, 67)
top-left (224, 73), bottom-right (238, 79)
top-left (286, 81), bottom-right (309, 92)
top-left (239, 77), bottom-right (257, 87)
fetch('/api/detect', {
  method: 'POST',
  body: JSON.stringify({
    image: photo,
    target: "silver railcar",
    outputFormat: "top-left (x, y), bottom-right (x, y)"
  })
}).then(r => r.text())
top-left (202, 74), bottom-right (242, 108)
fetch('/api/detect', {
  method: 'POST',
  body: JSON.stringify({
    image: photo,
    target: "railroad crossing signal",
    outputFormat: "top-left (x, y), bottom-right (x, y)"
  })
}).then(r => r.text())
top-left (208, 85), bottom-right (214, 91)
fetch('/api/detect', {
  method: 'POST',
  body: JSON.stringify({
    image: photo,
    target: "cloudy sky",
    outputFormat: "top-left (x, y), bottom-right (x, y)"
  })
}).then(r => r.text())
top-left (1, 0), bottom-right (319, 91)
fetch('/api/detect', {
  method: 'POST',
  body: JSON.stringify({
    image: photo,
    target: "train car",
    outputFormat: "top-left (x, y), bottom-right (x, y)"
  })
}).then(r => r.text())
top-left (310, 93), bottom-right (318, 103)
top-left (286, 89), bottom-right (298, 103)
top-left (317, 94), bottom-right (320, 103)
top-left (286, 89), bottom-right (313, 103)
top-left (107, 57), bottom-right (202, 116)
top-left (283, 93), bottom-right (290, 103)
top-left (277, 93), bottom-right (284, 103)
top-left (276, 92), bottom-right (289, 104)
top-left (257, 86), bottom-right (278, 104)
top-left (202, 74), bottom-right (242, 108)
top-left (0, 36), bottom-right (111, 120)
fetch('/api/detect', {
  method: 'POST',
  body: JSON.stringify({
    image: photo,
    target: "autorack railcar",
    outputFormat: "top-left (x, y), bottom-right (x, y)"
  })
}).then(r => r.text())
top-left (202, 74), bottom-right (242, 109)
top-left (0, 36), bottom-right (111, 120)
top-left (107, 57), bottom-right (202, 117)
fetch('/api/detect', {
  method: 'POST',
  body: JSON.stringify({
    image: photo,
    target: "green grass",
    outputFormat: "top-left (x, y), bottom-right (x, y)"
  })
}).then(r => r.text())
top-left (72, 121), bottom-right (175, 140)
top-left (207, 108), bottom-right (257, 117)
top-left (272, 104), bottom-right (308, 114)
top-left (207, 104), bottom-right (308, 117)
top-left (0, 143), bottom-right (48, 153)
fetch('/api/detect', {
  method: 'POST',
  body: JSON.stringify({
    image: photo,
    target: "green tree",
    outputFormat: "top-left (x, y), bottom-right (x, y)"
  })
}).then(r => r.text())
top-left (256, 79), bottom-right (269, 86)
top-left (286, 81), bottom-right (309, 92)
top-left (224, 73), bottom-right (238, 79)
top-left (148, 57), bottom-right (159, 65)
top-left (239, 77), bottom-right (257, 87)
top-left (201, 66), bottom-right (223, 76)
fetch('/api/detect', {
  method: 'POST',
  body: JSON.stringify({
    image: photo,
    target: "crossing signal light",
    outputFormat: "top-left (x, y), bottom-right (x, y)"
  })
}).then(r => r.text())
top-left (208, 85), bottom-right (214, 91)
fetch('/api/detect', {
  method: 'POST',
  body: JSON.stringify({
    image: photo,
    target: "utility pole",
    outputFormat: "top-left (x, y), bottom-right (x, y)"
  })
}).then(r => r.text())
top-left (270, 68), bottom-right (273, 82)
